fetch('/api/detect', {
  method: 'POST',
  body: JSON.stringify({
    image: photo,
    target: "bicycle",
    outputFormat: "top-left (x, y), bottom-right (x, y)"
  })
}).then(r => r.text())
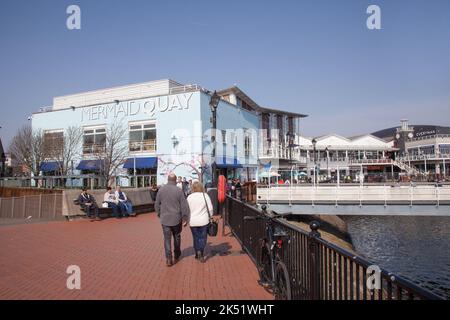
top-left (244, 206), bottom-right (292, 300)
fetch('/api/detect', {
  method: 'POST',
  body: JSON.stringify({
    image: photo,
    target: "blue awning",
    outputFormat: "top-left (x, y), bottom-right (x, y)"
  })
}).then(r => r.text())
top-left (76, 159), bottom-right (104, 171)
top-left (40, 161), bottom-right (60, 172)
top-left (215, 157), bottom-right (243, 169)
top-left (123, 157), bottom-right (158, 169)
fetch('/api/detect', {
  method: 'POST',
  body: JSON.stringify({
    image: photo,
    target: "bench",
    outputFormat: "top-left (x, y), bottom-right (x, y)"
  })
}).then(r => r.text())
top-left (73, 198), bottom-right (154, 219)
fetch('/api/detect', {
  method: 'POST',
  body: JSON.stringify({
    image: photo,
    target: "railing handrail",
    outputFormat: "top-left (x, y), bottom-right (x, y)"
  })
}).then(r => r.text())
top-left (225, 196), bottom-right (444, 300)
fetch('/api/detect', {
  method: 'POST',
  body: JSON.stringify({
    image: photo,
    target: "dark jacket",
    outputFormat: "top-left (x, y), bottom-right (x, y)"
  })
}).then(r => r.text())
top-left (78, 193), bottom-right (97, 207)
top-left (150, 188), bottom-right (158, 202)
top-left (155, 181), bottom-right (190, 226)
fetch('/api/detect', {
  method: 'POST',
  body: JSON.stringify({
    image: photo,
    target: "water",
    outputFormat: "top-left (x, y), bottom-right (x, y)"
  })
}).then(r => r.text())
top-left (342, 215), bottom-right (450, 299)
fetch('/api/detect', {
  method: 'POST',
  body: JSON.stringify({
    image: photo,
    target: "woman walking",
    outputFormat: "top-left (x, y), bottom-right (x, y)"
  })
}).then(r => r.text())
top-left (186, 181), bottom-right (214, 263)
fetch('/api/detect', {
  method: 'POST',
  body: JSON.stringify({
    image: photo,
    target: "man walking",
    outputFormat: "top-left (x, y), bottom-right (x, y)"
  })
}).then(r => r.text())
top-left (155, 173), bottom-right (190, 267)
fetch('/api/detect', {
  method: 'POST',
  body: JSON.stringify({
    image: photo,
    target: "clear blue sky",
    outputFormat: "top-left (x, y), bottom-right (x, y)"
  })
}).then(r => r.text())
top-left (1, 0), bottom-right (449, 148)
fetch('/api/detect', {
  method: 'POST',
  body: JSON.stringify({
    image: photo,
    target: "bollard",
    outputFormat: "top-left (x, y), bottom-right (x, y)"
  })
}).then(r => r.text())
top-left (308, 220), bottom-right (321, 300)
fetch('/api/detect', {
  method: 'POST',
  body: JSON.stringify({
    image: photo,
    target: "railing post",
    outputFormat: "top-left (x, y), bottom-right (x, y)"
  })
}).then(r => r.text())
top-left (38, 194), bottom-right (42, 218)
top-left (308, 220), bottom-right (321, 300)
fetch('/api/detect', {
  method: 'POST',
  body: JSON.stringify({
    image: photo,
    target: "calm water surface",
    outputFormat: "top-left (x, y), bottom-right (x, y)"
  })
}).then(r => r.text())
top-left (342, 215), bottom-right (450, 299)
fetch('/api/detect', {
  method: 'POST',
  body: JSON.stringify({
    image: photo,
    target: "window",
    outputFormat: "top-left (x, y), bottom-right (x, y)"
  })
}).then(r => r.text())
top-left (83, 127), bottom-right (106, 154)
top-left (244, 129), bottom-right (252, 157)
top-left (129, 122), bottom-right (156, 153)
top-left (261, 113), bottom-right (270, 140)
top-left (221, 130), bottom-right (227, 144)
top-left (43, 130), bottom-right (64, 158)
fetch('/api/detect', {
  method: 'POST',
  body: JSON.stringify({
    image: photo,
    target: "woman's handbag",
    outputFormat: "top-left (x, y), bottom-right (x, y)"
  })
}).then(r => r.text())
top-left (202, 192), bottom-right (218, 237)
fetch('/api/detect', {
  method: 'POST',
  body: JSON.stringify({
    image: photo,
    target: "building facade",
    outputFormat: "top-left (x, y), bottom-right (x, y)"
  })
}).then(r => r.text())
top-left (31, 79), bottom-right (304, 188)
top-left (373, 120), bottom-right (450, 178)
top-left (297, 134), bottom-right (397, 182)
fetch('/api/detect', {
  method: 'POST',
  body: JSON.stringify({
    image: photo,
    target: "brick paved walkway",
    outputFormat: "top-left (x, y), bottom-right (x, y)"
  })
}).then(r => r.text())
top-left (0, 213), bottom-right (272, 300)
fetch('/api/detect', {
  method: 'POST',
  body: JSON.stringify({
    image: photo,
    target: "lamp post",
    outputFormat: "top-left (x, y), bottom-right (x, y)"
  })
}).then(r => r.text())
top-left (312, 138), bottom-right (317, 186)
top-left (209, 91), bottom-right (220, 187)
top-left (325, 146), bottom-right (329, 180)
top-left (286, 132), bottom-right (294, 165)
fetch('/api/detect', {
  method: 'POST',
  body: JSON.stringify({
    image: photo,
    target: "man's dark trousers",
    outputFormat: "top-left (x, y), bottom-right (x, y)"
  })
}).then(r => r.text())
top-left (162, 223), bottom-right (182, 259)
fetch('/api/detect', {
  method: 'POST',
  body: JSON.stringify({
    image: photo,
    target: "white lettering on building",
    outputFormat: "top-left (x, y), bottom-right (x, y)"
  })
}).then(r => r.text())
top-left (80, 93), bottom-right (193, 122)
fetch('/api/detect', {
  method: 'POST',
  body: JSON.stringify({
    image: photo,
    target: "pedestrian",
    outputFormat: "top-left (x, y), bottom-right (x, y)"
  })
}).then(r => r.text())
top-left (150, 184), bottom-right (159, 202)
top-left (182, 177), bottom-right (189, 197)
top-left (78, 188), bottom-right (100, 221)
top-left (235, 179), bottom-right (242, 200)
top-left (186, 181), bottom-right (214, 263)
top-left (176, 176), bottom-right (183, 189)
top-left (155, 173), bottom-right (190, 267)
top-left (115, 186), bottom-right (134, 217)
top-left (188, 179), bottom-right (193, 195)
top-left (103, 187), bottom-right (121, 218)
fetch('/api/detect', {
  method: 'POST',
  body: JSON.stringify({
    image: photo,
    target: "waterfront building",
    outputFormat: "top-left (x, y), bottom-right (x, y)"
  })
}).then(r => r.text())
top-left (31, 79), bottom-right (304, 188)
top-left (297, 134), bottom-right (398, 182)
top-left (216, 86), bottom-right (307, 171)
top-left (373, 120), bottom-right (450, 178)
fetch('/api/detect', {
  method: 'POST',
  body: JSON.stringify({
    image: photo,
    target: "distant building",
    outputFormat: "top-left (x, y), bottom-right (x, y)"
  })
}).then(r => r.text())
top-left (297, 133), bottom-right (397, 182)
top-left (373, 119), bottom-right (450, 177)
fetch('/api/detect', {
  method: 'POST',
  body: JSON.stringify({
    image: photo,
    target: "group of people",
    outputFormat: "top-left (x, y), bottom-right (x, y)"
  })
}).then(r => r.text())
top-left (77, 185), bottom-right (134, 220)
top-left (226, 178), bottom-right (243, 200)
top-left (155, 173), bottom-right (217, 266)
top-left (176, 176), bottom-right (194, 197)
top-left (78, 174), bottom-right (218, 266)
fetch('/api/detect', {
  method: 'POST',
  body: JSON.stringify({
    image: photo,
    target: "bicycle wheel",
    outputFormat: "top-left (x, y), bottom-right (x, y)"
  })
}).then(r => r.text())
top-left (257, 243), bottom-right (273, 285)
top-left (274, 261), bottom-right (292, 300)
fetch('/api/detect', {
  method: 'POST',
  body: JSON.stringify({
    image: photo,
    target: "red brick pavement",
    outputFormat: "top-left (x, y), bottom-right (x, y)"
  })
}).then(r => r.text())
top-left (0, 213), bottom-right (272, 300)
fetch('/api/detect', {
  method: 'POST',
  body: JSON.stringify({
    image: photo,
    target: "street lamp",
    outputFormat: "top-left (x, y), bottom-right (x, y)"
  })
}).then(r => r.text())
top-left (286, 132), bottom-right (294, 164)
top-left (325, 146), bottom-right (329, 180)
top-left (312, 138), bottom-right (317, 186)
top-left (209, 90), bottom-right (220, 187)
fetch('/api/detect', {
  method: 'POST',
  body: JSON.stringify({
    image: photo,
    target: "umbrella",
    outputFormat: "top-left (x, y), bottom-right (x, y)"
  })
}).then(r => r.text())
top-left (259, 171), bottom-right (281, 178)
top-left (298, 172), bottom-right (308, 176)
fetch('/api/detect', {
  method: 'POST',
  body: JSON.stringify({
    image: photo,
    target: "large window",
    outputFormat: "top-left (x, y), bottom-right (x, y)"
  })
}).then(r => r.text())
top-left (129, 122), bottom-right (156, 153)
top-left (244, 129), bottom-right (252, 157)
top-left (83, 127), bottom-right (106, 154)
top-left (43, 130), bottom-right (64, 158)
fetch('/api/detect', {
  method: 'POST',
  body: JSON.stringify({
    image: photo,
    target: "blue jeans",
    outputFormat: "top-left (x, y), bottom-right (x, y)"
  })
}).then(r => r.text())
top-left (190, 225), bottom-right (208, 253)
top-left (162, 223), bottom-right (182, 259)
top-left (119, 201), bottom-right (133, 216)
top-left (107, 202), bottom-right (120, 217)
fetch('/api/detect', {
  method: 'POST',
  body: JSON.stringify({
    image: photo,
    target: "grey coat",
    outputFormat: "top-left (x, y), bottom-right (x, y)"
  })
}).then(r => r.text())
top-left (155, 181), bottom-right (190, 226)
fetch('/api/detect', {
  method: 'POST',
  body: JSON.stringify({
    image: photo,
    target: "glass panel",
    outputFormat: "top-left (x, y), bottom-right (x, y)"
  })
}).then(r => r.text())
top-left (83, 135), bottom-right (94, 144)
top-left (129, 130), bottom-right (142, 142)
top-left (143, 129), bottom-right (156, 140)
top-left (130, 125), bottom-right (141, 131)
top-left (95, 133), bottom-right (106, 145)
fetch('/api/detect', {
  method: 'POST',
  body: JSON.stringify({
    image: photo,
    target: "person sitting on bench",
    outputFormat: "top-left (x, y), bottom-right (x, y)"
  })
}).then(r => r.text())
top-left (103, 187), bottom-right (121, 218)
top-left (115, 186), bottom-right (134, 217)
top-left (78, 188), bottom-right (100, 221)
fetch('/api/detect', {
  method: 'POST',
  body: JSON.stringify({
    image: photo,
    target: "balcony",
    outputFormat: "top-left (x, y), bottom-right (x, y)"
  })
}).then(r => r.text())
top-left (259, 143), bottom-right (307, 164)
top-left (129, 140), bottom-right (157, 153)
top-left (83, 144), bottom-right (106, 155)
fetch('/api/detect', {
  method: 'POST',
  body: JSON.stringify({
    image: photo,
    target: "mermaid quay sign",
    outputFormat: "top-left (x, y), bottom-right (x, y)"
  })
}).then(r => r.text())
top-left (80, 93), bottom-right (194, 122)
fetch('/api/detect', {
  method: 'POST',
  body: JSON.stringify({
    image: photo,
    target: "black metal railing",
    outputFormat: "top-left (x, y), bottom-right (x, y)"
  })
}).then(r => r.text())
top-left (225, 196), bottom-right (443, 300)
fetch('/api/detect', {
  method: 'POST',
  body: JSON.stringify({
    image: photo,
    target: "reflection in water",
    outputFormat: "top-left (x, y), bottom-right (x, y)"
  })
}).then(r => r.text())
top-left (343, 215), bottom-right (450, 299)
